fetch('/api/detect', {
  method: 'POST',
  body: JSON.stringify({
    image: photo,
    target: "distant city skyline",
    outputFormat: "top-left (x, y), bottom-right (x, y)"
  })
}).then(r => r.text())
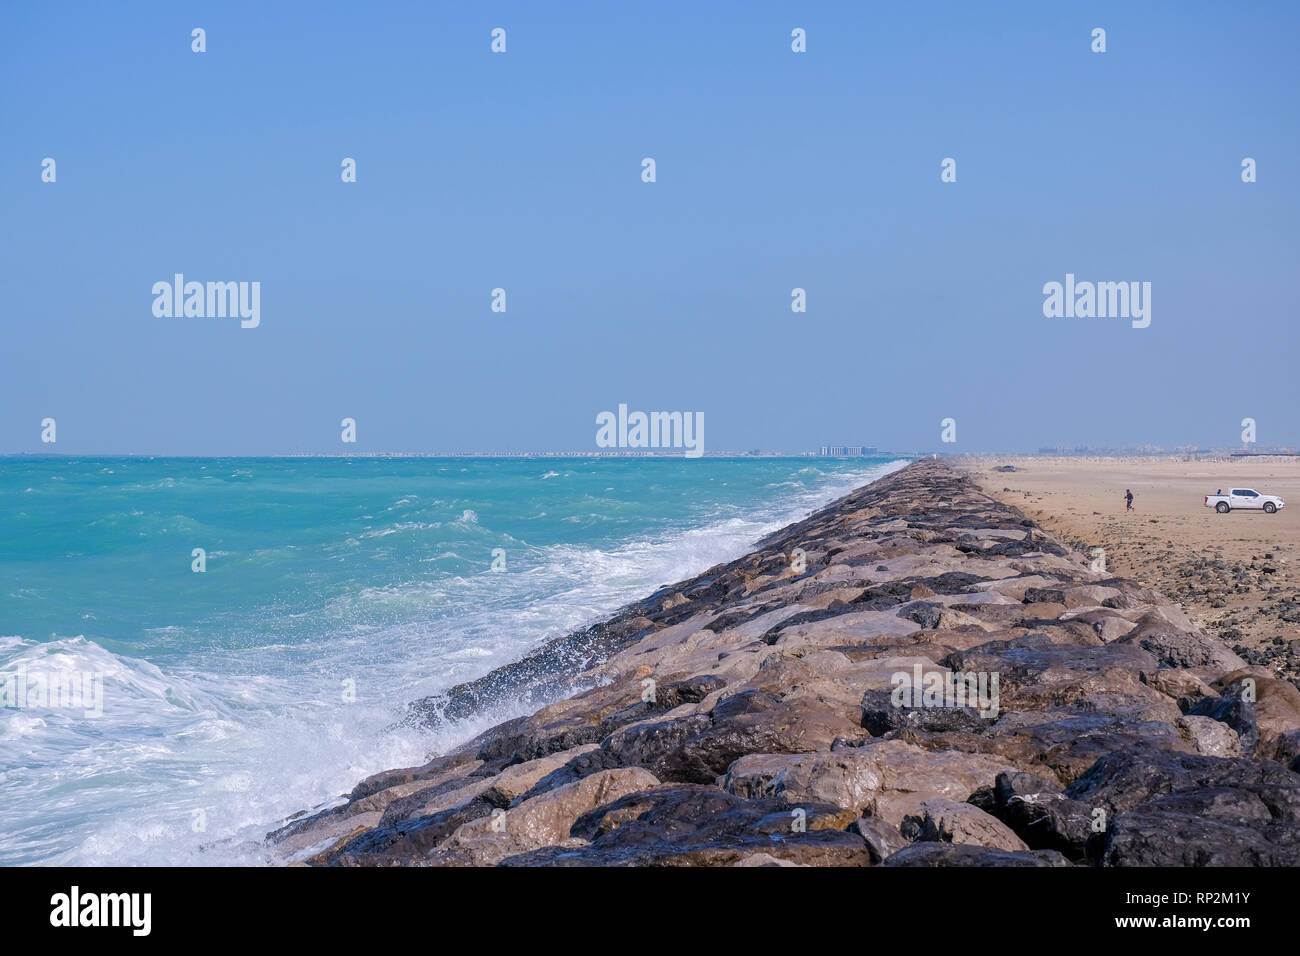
top-left (4, 441), bottom-right (1295, 460)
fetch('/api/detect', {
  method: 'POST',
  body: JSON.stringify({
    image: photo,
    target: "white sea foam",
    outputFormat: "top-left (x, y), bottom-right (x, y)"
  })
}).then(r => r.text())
top-left (1, 459), bottom-right (907, 866)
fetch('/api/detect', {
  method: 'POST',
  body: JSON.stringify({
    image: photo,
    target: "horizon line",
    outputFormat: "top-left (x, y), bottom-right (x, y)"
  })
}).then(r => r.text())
top-left (2, 450), bottom-right (1295, 460)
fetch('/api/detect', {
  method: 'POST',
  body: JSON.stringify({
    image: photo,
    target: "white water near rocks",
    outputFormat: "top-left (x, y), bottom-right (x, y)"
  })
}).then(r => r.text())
top-left (0, 457), bottom-right (907, 865)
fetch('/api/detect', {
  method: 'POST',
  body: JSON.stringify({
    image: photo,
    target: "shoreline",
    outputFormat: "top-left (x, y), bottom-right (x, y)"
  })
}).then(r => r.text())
top-left (956, 456), bottom-right (1300, 686)
top-left (268, 459), bottom-right (1300, 866)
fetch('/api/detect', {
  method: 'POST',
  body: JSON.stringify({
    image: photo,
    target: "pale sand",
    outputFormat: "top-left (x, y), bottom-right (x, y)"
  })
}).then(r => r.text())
top-left (957, 456), bottom-right (1300, 681)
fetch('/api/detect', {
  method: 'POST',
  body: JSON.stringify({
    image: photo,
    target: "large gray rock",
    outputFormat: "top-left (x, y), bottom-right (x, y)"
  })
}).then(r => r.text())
top-left (1065, 746), bottom-right (1300, 866)
top-left (899, 798), bottom-right (1029, 851)
top-left (860, 688), bottom-right (992, 736)
top-left (1185, 696), bottom-right (1259, 757)
top-left (1065, 746), bottom-right (1300, 816)
top-left (722, 741), bottom-right (1017, 824)
top-left (847, 816), bottom-right (909, 863)
top-left (1217, 673), bottom-right (1300, 758)
top-left (426, 768), bottom-right (662, 866)
top-left (1117, 612), bottom-right (1246, 672)
top-left (1175, 715), bottom-right (1242, 758)
top-left (499, 785), bottom-right (873, 867)
top-left (973, 770), bottom-right (1095, 861)
top-left (1101, 788), bottom-right (1300, 866)
top-left (603, 690), bottom-right (865, 783)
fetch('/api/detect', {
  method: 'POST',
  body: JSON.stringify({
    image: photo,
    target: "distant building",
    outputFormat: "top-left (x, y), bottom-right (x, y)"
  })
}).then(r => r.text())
top-left (819, 444), bottom-right (878, 457)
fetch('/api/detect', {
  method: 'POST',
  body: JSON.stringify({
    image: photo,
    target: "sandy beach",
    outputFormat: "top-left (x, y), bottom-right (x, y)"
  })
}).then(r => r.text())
top-left (959, 457), bottom-right (1300, 685)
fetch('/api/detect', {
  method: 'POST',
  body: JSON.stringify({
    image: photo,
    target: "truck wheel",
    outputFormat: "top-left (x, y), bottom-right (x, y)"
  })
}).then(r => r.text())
top-left (1264, 502), bottom-right (1277, 514)
top-left (1216, 502), bottom-right (1230, 513)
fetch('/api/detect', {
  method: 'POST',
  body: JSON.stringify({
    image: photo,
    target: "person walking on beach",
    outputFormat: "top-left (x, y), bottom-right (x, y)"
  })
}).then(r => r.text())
top-left (1125, 489), bottom-right (1134, 511)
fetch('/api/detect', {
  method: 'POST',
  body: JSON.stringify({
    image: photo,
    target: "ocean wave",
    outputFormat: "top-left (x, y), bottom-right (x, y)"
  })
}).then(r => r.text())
top-left (1, 458), bottom-right (908, 865)
top-left (0, 632), bottom-right (434, 866)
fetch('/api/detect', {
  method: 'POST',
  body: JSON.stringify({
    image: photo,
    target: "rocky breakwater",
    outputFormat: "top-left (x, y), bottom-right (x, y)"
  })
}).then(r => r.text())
top-left (268, 460), bottom-right (1300, 866)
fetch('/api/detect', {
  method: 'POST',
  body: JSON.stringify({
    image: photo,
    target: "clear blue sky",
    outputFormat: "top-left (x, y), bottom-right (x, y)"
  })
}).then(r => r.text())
top-left (2, 1), bottom-right (1297, 454)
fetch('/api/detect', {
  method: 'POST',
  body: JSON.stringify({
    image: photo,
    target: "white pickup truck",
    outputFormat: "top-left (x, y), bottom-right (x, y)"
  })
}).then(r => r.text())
top-left (1204, 488), bottom-right (1285, 514)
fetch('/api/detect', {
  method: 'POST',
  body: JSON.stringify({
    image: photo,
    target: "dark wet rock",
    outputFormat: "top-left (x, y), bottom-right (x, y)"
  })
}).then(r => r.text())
top-left (511, 747), bottom-right (623, 804)
top-left (722, 741), bottom-right (1015, 823)
top-left (600, 713), bottom-right (715, 780)
top-left (595, 674), bottom-right (728, 733)
top-left (903, 602), bottom-right (944, 629)
top-left (847, 816), bottom-right (909, 863)
top-left (1099, 787), bottom-right (1300, 866)
top-left (947, 634), bottom-right (1157, 690)
top-left (882, 844), bottom-right (1073, 867)
top-left (930, 711), bottom-right (1195, 785)
top-left (406, 614), bottom-right (663, 727)
top-left (499, 785), bottom-right (874, 867)
top-left (757, 581), bottom-right (923, 643)
top-left (332, 793), bottom-right (497, 864)
top-left (994, 770), bottom-right (1062, 803)
top-left (978, 771), bottom-right (1094, 860)
top-left (860, 688), bottom-right (991, 736)
top-left (899, 798), bottom-right (1029, 850)
top-left (346, 751), bottom-right (481, 802)
top-left (1216, 673), bottom-right (1300, 758)
top-left (1118, 612), bottom-right (1247, 671)
top-left (1185, 696), bottom-right (1260, 757)
top-left (1063, 746), bottom-right (1300, 864)
top-left (1272, 729), bottom-right (1300, 768)
top-left (686, 696), bottom-right (863, 783)
top-left (921, 571), bottom-right (995, 594)
top-left (377, 775), bottom-right (495, 827)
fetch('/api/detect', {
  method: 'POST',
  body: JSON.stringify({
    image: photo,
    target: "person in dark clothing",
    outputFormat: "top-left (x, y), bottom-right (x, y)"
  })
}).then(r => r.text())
top-left (1125, 489), bottom-right (1134, 511)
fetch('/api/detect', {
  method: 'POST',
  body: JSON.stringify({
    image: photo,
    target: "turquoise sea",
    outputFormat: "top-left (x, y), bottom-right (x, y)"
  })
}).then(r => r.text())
top-left (0, 456), bottom-right (906, 865)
